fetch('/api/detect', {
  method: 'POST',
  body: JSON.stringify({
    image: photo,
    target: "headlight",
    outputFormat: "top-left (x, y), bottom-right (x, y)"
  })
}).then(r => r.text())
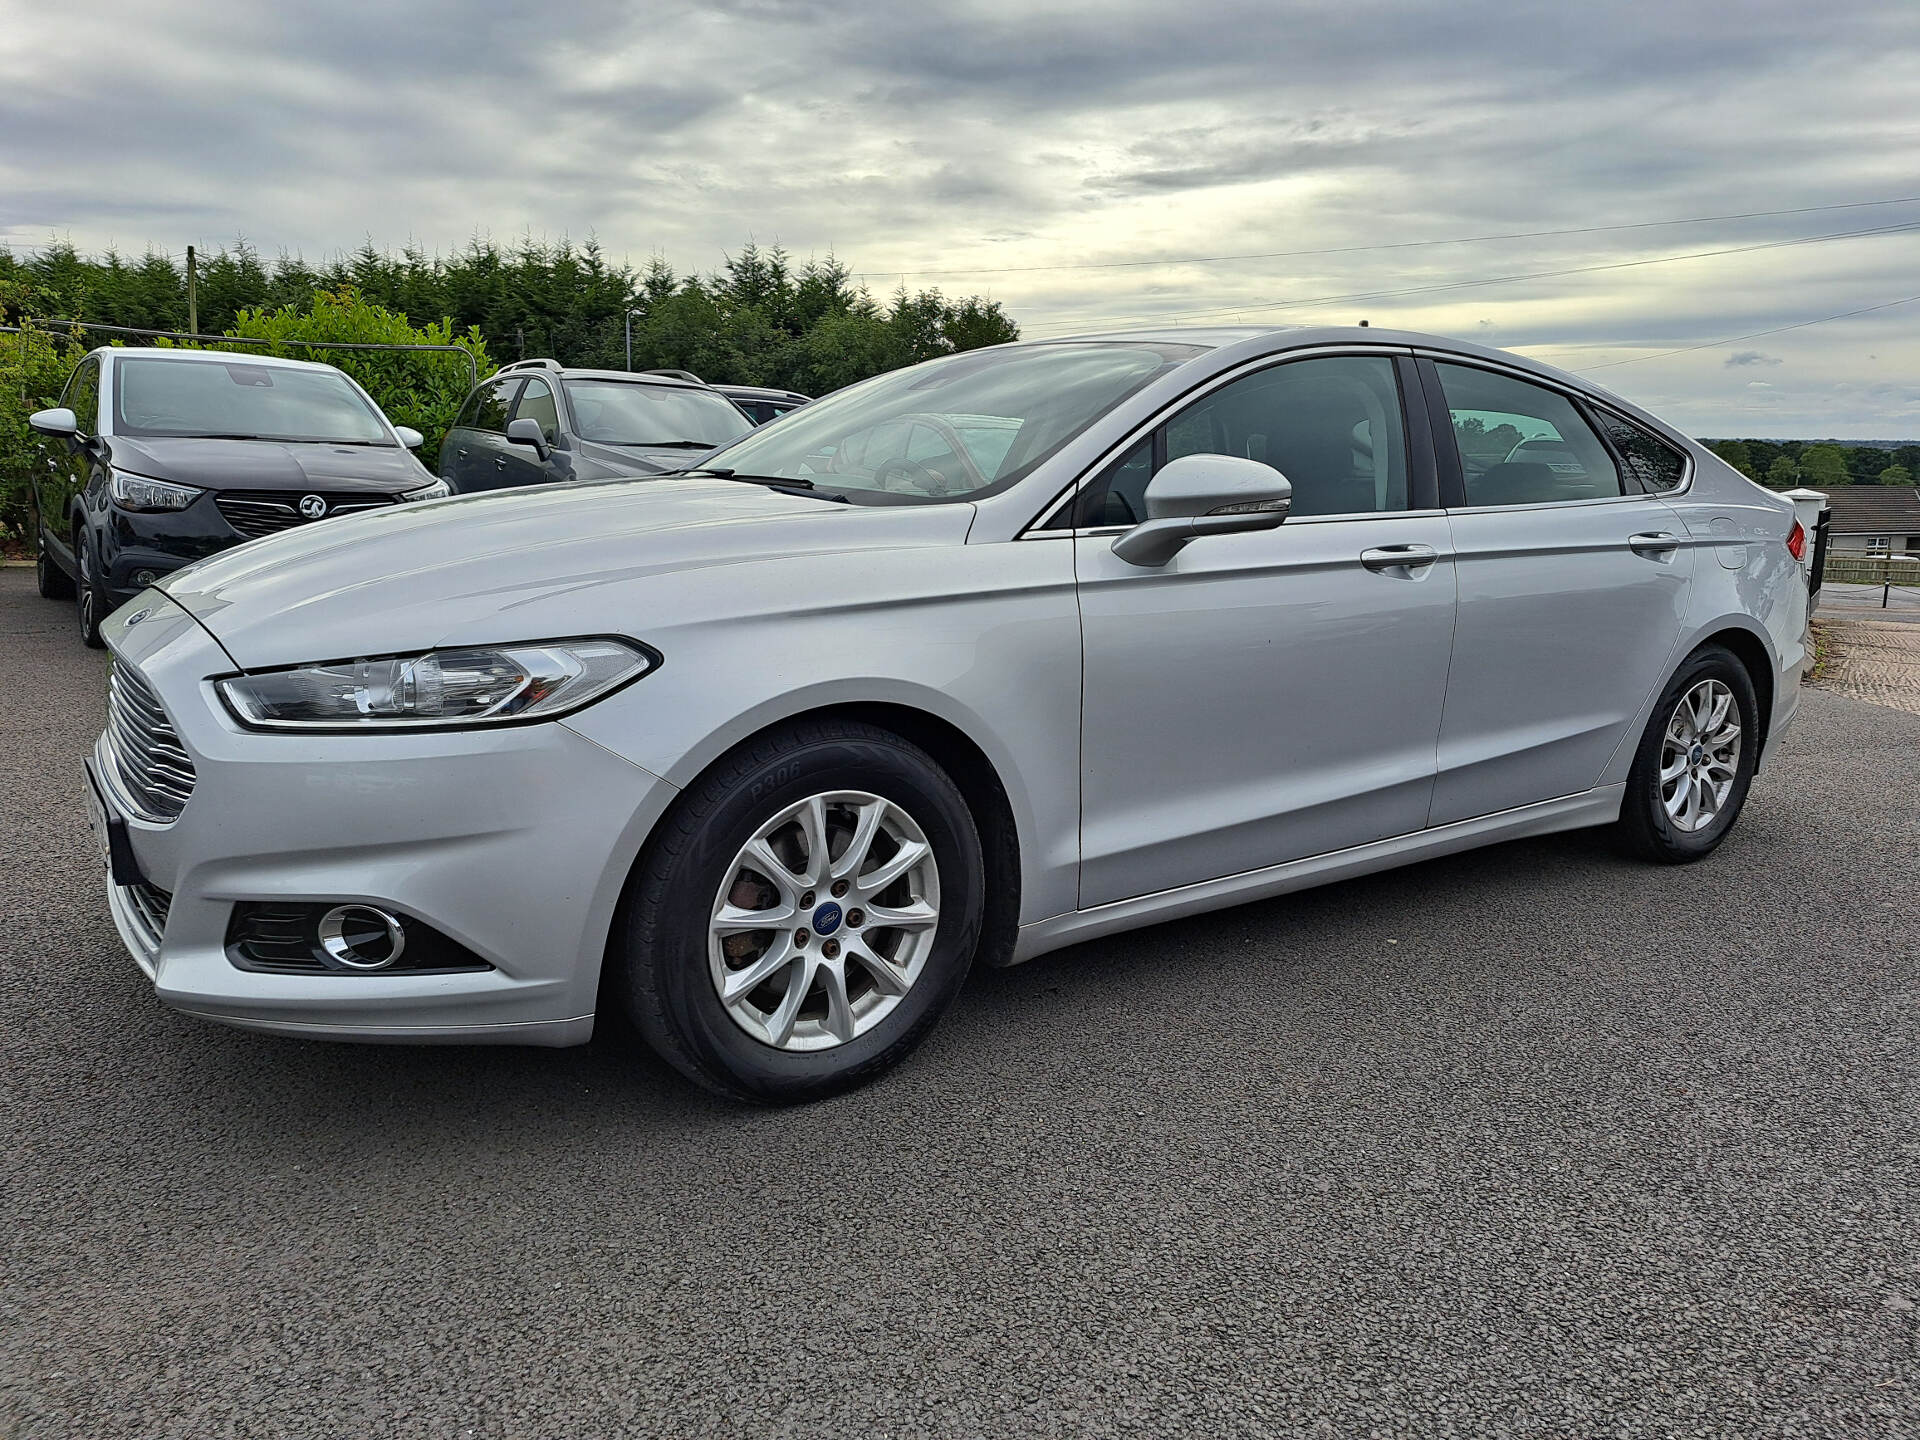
top-left (216, 639), bottom-right (657, 730)
top-left (397, 479), bottom-right (451, 503)
top-left (111, 470), bottom-right (203, 512)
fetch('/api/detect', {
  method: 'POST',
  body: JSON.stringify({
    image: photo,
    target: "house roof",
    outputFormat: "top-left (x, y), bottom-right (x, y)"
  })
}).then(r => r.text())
top-left (1815, 485), bottom-right (1920, 535)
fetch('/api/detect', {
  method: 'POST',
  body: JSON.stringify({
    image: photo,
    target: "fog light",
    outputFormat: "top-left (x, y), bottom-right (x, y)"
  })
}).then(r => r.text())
top-left (318, 904), bottom-right (407, 970)
top-left (131, 569), bottom-right (158, 588)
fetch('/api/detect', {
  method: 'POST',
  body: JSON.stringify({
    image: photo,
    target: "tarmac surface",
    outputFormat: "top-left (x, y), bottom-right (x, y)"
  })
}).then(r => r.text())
top-left (3, 564), bottom-right (1917, 1438)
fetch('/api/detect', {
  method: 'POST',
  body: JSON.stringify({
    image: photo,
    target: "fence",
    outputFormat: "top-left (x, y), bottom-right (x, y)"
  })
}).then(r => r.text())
top-left (1823, 553), bottom-right (1920, 587)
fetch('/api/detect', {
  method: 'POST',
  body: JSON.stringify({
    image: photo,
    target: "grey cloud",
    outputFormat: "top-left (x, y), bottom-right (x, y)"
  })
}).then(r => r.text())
top-left (1726, 350), bottom-right (1784, 366)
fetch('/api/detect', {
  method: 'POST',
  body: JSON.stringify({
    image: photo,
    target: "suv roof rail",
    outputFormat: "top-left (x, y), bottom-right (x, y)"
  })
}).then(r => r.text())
top-left (641, 368), bottom-right (706, 385)
top-left (498, 358), bottom-right (564, 373)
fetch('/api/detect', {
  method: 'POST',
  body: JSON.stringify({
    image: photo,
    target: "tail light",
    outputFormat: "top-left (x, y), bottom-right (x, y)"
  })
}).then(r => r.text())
top-left (1786, 519), bottom-right (1807, 562)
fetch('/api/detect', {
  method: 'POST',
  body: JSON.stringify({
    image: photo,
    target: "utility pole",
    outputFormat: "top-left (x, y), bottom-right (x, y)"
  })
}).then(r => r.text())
top-left (185, 245), bottom-right (198, 336)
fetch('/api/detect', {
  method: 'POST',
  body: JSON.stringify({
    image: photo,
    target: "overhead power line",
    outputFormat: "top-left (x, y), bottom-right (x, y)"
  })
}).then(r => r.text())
top-left (858, 194), bottom-right (1920, 280)
top-left (1570, 293), bottom-right (1920, 372)
top-left (1021, 219), bottom-right (1920, 335)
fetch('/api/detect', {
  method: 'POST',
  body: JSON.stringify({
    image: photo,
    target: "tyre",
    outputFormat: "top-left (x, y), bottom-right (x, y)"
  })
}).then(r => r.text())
top-left (1615, 644), bottom-right (1759, 863)
top-left (37, 545), bottom-right (75, 601)
top-left (617, 718), bottom-right (983, 1103)
top-left (75, 530), bottom-right (107, 649)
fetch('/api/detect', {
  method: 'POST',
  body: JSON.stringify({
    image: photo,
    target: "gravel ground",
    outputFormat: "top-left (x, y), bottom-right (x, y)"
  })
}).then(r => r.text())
top-left (3, 564), bottom-right (1917, 1439)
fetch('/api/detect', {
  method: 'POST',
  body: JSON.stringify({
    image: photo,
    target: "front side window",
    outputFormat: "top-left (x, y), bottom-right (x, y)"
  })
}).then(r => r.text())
top-left (563, 380), bottom-right (752, 450)
top-left (515, 377), bottom-right (560, 444)
top-left (693, 341), bottom-right (1203, 505)
top-left (113, 357), bottom-right (392, 444)
top-left (1434, 364), bottom-right (1621, 507)
top-left (1068, 354), bottom-right (1411, 526)
top-left (1592, 409), bottom-right (1688, 493)
top-left (63, 357), bottom-right (102, 433)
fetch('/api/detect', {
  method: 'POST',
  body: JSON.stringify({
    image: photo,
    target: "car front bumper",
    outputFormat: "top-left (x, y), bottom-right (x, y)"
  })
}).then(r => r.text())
top-left (94, 591), bottom-right (677, 1046)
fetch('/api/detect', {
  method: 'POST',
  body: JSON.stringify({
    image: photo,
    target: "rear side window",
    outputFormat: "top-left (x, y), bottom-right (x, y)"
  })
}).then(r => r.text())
top-left (1434, 364), bottom-right (1622, 507)
top-left (470, 377), bottom-right (521, 435)
top-left (515, 377), bottom-right (560, 444)
top-left (1592, 410), bottom-right (1688, 493)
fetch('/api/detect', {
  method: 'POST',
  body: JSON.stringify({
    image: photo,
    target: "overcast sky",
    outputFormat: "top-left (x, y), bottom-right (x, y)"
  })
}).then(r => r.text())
top-left (5, 0), bottom-right (1920, 436)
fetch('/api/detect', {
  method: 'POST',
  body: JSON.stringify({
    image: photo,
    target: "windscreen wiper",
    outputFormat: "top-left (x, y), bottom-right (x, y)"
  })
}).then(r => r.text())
top-left (617, 439), bottom-right (715, 449)
top-left (673, 466), bottom-right (850, 503)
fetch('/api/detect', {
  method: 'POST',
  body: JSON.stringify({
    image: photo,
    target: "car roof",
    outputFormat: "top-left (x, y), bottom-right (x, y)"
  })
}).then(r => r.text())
top-left (499, 364), bottom-right (719, 392)
top-left (1022, 324), bottom-right (1665, 436)
top-left (94, 345), bottom-right (345, 374)
top-left (714, 384), bottom-right (810, 403)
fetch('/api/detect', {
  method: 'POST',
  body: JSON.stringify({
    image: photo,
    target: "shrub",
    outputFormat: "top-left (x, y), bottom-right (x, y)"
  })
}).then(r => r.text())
top-left (0, 319), bottom-right (86, 549)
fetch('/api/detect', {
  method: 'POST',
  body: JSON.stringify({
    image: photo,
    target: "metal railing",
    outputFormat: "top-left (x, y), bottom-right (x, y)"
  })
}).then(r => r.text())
top-left (0, 318), bottom-right (480, 388)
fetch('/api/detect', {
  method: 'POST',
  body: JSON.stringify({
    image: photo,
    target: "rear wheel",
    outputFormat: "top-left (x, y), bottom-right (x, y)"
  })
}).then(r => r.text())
top-left (1615, 645), bottom-right (1758, 863)
top-left (37, 544), bottom-right (75, 600)
top-left (75, 530), bottom-right (106, 648)
top-left (617, 719), bottom-right (983, 1103)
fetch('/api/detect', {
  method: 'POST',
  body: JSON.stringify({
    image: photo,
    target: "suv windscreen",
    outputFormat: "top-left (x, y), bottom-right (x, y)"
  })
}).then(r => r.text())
top-left (113, 357), bottom-right (392, 444)
top-left (563, 380), bottom-right (753, 448)
top-left (694, 341), bottom-right (1204, 504)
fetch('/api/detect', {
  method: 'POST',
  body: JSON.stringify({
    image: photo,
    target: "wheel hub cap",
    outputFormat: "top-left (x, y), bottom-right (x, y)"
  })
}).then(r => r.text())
top-left (1659, 679), bottom-right (1741, 833)
top-left (708, 790), bottom-right (941, 1052)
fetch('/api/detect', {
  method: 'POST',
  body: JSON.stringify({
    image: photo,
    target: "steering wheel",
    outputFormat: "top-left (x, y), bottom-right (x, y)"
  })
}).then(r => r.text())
top-left (874, 457), bottom-right (952, 495)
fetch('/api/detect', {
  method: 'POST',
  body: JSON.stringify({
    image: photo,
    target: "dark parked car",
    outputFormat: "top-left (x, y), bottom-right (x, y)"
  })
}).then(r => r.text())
top-left (712, 383), bottom-right (810, 426)
top-left (439, 360), bottom-right (754, 492)
top-left (28, 347), bottom-right (448, 646)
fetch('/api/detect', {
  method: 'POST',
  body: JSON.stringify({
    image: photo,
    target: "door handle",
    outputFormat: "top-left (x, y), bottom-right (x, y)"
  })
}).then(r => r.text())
top-left (1628, 531), bottom-right (1680, 556)
top-left (1360, 544), bottom-right (1438, 573)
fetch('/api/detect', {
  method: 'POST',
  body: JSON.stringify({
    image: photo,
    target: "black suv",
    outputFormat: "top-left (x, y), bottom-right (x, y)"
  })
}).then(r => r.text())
top-left (713, 383), bottom-right (810, 426)
top-left (29, 347), bottom-right (448, 646)
top-left (439, 361), bottom-right (754, 492)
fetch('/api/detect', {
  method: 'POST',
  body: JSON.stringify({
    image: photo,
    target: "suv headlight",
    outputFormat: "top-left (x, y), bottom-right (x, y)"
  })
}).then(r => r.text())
top-left (398, 479), bottom-right (451, 503)
top-left (111, 470), bottom-right (204, 512)
top-left (215, 639), bottom-right (657, 730)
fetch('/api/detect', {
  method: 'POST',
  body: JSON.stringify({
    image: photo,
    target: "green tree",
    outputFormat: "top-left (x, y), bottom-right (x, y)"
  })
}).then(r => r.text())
top-left (1879, 464), bottom-right (1914, 487)
top-left (1798, 444), bottom-right (1850, 487)
top-left (1765, 455), bottom-right (1799, 489)
top-left (1708, 439), bottom-right (1755, 477)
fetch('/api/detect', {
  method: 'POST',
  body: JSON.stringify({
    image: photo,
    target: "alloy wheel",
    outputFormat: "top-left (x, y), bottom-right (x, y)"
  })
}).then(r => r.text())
top-left (1659, 678), bottom-right (1741, 833)
top-left (708, 790), bottom-right (941, 1052)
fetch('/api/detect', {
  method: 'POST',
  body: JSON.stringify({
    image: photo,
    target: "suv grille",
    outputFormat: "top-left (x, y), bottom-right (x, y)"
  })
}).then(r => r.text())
top-left (105, 662), bottom-right (197, 822)
top-left (214, 491), bottom-right (395, 539)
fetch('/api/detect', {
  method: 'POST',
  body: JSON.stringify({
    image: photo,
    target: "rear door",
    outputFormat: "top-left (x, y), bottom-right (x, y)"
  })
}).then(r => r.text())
top-left (443, 377), bottom-right (522, 492)
top-left (1422, 358), bottom-right (1694, 824)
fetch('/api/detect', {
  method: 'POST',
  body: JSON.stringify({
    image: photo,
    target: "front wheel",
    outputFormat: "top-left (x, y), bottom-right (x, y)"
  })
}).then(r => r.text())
top-left (616, 719), bottom-right (984, 1103)
top-left (75, 530), bottom-right (107, 649)
top-left (1615, 645), bottom-right (1759, 863)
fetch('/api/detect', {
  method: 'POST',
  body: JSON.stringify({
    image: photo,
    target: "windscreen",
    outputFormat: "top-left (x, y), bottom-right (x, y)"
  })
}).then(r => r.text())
top-left (563, 380), bottom-right (754, 448)
top-left (694, 341), bottom-right (1205, 503)
top-left (114, 357), bottom-right (391, 443)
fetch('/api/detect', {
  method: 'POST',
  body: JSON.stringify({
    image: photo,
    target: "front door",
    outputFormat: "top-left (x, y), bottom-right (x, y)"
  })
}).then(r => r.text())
top-left (1074, 353), bottom-right (1457, 908)
top-left (1422, 360), bottom-right (1695, 824)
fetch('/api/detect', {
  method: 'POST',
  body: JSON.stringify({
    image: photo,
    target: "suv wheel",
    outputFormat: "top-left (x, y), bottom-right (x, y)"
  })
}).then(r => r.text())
top-left (1615, 644), bottom-right (1759, 863)
top-left (75, 530), bottom-right (107, 649)
top-left (37, 545), bottom-right (75, 601)
top-left (617, 719), bottom-right (983, 1103)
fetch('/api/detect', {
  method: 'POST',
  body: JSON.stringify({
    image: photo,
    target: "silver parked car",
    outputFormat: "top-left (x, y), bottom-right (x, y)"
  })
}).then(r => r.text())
top-left (89, 326), bottom-right (1809, 1101)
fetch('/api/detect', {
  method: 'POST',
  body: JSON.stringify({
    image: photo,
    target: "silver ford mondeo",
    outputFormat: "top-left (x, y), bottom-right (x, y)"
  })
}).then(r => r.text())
top-left (90, 326), bottom-right (1808, 1101)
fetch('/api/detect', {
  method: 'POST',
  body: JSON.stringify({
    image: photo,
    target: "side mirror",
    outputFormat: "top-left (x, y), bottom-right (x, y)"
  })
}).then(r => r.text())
top-left (505, 417), bottom-right (551, 460)
top-left (29, 407), bottom-right (79, 440)
top-left (393, 425), bottom-right (424, 449)
top-left (1111, 453), bottom-right (1292, 567)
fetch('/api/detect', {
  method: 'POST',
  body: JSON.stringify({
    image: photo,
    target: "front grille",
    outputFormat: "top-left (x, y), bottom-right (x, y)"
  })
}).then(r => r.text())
top-left (214, 490), bottom-right (395, 539)
top-left (120, 880), bottom-right (173, 953)
top-left (104, 662), bottom-right (197, 822)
